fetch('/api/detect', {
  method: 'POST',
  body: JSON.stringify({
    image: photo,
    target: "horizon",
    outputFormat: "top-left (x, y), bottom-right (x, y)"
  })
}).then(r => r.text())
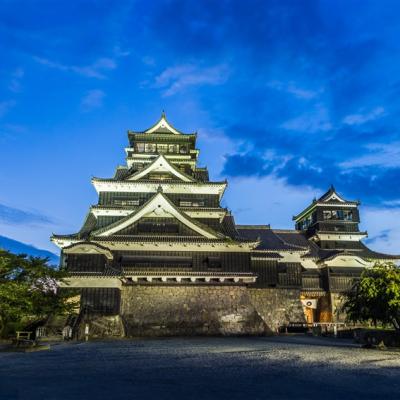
top-left (1, 0), bottom-right (400, 255)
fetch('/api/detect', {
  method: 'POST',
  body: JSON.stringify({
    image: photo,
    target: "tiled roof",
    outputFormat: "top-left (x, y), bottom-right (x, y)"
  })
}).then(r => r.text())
top-left (91, 191), bottom-right (226, 239)
top-left (236, 226), bottom-right (308, 251)
top-left (318, 244), bottom-right (400, 261)
top-left (92, 178), bottom-right (226, 185)
top-left (92, 235), bottom-right (252, 244)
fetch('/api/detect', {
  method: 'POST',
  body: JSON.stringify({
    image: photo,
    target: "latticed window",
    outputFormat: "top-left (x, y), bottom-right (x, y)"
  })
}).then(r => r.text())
top-left (168, 144), bottom-right (179, 153)
top-left (179, 144), bottom-right (188, 154)
top-left (179, 199), bottom-right (205, 207)
top-left (145, 143), bottom-right (156, 152)
top-left (136, 143), bottom-right (145, 152)
top-left (137, 220), bottom-right (179, 234)
top-left (157, 144), bottom-right (168, 153)
top-left (148, 173), bottom-right (174, 181)
top-left (114, 199), bottom-right (140, 206)
top-left (323, 210), bottom-right (353, 221)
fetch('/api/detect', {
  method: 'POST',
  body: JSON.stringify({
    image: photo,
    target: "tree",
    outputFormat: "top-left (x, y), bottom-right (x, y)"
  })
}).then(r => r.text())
top-left (0, 249), bottom-right (77, 337)
top-left (342, 262), bottom-right (400, 331)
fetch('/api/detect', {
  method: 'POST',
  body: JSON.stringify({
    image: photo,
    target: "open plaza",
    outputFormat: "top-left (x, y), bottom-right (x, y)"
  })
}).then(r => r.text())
top-left (1, 336), bottom-right (399, 400)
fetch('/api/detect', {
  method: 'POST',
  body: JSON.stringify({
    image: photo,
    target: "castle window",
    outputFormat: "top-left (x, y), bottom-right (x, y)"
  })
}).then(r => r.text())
top-left (298, 213), bottom-right (314, 230)
top-left (145, 143), bottom-right (156, 152)
top-left (114, 199), bottom-right (140, 206)
top-left (157, 144), bottom-right (168, 153)
top-left (179, 200), bottom-right (205, 207)
top-left (148, 173), bottom-right (173, 181)
top-left (136, 143), bottom-right (145, 152)
top-left (323, 210), bottom-right (352, 221)
top-left (168, 144), bottom-right (179, 153)
top-left (343, 210), bottom-right (353, 221)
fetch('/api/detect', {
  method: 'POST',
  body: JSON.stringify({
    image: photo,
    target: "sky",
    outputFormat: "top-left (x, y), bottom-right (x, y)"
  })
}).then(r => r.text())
top-left (1, 0), bottom-right (400, 255)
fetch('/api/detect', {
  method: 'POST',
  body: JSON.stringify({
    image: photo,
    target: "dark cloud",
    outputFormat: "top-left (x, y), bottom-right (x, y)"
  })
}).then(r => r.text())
top-left (1, 0), bottom-right (400, 208)
top-left (223, 153), bottom-right (273, 177)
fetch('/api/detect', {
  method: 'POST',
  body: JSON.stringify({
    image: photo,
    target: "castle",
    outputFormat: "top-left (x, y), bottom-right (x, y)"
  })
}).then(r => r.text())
top-left (51, 113), bottom-right (399, 337)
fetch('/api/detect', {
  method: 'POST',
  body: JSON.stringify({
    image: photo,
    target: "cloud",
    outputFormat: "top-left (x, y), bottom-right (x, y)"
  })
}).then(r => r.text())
top-left (340, 142), bottom-right (400, 169)
top-left (0, 100), bottom-right (16, 118)
top-left (9, 68), bottom-right (24, 93)
top-left (362, 206), bottom-right (400, 254)
top-left (33, 56), bottom-right (117, 79)
top-left (0, 124), bottom-right (27, 141)
top-left (343, 106), bottom-right (385, 126)
top-left (80, 89), bottom-right (105, 112)
top-left (223, 153), bottom-right (274, 177)
top-left (267, 81), bottom-right (322, 100)
top-left (0, 204), bottom-right (52, 225)
top-left (154, 64), bottom-right (229, 96)
top-left (280, 104), bottom-right (332, 132)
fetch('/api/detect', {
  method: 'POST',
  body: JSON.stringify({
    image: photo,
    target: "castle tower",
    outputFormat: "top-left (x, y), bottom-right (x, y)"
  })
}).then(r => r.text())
top-left (51, 113), bottom-right (261, 336)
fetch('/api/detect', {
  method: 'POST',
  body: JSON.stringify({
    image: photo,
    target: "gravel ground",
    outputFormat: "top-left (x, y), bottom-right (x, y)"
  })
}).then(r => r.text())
top-left (0, 336), bottom-right (399, 400)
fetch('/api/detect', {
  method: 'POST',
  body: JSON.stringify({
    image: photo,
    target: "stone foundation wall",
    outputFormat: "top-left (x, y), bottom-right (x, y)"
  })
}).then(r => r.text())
top-left (120, 285), bottom-right (269, 336)
top-left (77, 286), bottom-right (309, 337)
top-left (248, 288), bottom-right (306, 332)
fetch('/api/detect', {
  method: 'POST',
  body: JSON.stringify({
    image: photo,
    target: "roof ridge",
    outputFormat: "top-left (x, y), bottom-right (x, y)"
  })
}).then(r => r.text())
top-left (236, 224), bottom-right (270, 229)
top-left (271, 229), bottom-right (300, 233)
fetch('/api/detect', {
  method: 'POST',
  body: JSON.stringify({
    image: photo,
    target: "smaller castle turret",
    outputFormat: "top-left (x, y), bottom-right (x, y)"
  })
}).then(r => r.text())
top-left (293, 186), bottom-right (367, 250)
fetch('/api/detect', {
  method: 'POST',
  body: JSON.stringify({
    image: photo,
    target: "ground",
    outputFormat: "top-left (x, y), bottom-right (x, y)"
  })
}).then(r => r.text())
top-left (0, 336), bottom-right (399, 400)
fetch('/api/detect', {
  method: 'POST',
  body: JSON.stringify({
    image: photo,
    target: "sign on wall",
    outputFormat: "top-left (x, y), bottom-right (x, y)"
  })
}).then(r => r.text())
top-left (301, 299), bottom-right (318, 309)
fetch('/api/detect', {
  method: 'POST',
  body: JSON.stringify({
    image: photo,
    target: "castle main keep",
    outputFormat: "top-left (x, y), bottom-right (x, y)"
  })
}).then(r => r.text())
top-left (52, 113), bottom-right (399, 337)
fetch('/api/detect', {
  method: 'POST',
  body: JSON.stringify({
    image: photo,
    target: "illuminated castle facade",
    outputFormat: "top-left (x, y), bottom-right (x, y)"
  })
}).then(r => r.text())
top-left (52, 114), bottom-right (398, 337)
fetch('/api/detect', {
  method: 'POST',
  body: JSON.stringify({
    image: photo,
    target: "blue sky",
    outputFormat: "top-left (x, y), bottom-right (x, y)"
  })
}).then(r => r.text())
top-left (1, 0), bottom-right (400, 254)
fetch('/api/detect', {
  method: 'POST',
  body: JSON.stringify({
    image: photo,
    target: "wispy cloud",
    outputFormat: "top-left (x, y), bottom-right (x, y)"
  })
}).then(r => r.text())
top-left (9, 68), bottom-right (24, 93)
top-left (281, 104), bottom-right (332, 132)
top-left (0, 124), bottom-right (27, 140)
top-left (0, 100), bottom-right (16, 118)
top-left (80, 89), bottom-right (105, 112)
top-left (343, 106), bottom-right (385, 126)
top-left (341, 142), bottom-right (400, 169)
top-left (267, 80), bottom-right (322, 100)
top-left (0, 204), bottom-right (52, 225)
top-left (33, 56), bottom-right (117, 79)
top-left (154, 64), bottom-right (230, 96)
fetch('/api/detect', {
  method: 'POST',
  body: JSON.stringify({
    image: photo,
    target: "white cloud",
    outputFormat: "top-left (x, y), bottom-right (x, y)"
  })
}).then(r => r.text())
top-left (0, 100), bottom-right (16, 118)
top-left (267, 80), bottom-right (322, 100)
top-left (34, 56), bottom-right (117, 79)
top-left (361, 206), bottom-right (400, 255)
top-left (154, 64), bottom-right (230, 96)
top-left (81, 90), bottom-right (105, 112)
top-left (340, 142), bottom-right (400, 169)
top-left (281, 103), bottom-right (332, 132)
top-left (9, 68), bottom-right (24, 93)
top-left (343, 106), bottom-right (385, 126)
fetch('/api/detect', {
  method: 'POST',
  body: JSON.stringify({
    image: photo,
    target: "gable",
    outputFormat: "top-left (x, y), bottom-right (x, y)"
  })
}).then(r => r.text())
top-left (126, 155), bottom-right (194, 182)
top-left (322, 192), bottom-right (345, 203)
top-left (145, 114), bottom-right (182, 135)
top-left (93, 192), bottom-right (223, 239)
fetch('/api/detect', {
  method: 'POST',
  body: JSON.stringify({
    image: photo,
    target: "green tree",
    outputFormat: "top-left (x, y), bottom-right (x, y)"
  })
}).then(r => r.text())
top-left (0, 249), bottom-right (77, 337)
top-left (342, 262), bottom-right (400, 331)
